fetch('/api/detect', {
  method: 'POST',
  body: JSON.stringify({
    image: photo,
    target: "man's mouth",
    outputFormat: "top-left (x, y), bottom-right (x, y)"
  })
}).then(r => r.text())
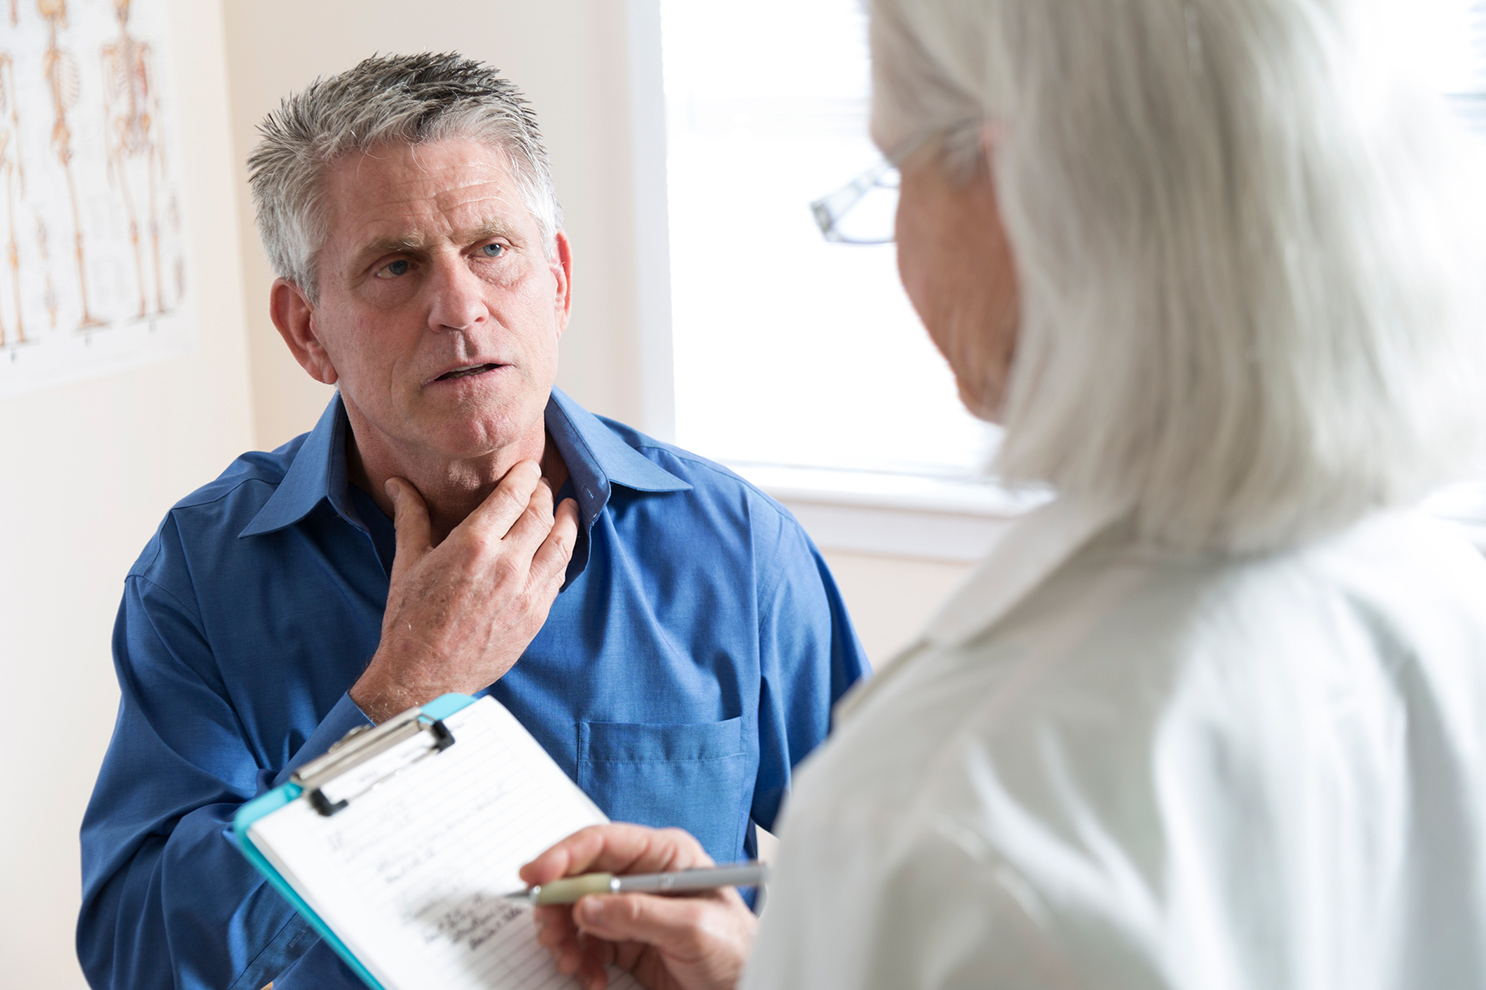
top-left (435, 363), bottom-right (500, 382)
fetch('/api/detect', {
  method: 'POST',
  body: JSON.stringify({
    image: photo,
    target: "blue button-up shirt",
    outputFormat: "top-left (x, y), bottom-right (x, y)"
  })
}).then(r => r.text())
top-left (78, 389), bottom-right (867, 990)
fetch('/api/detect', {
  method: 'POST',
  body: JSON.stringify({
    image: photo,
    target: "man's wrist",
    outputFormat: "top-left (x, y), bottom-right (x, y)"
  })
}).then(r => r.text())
top-left (351, 646), bottom-right (489, 723)
top-left (349, 664), bottom-right (429, 725)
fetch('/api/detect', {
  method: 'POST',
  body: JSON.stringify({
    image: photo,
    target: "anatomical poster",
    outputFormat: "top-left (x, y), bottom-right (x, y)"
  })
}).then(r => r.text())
top-left (0, 0), bottom-right (193, 399)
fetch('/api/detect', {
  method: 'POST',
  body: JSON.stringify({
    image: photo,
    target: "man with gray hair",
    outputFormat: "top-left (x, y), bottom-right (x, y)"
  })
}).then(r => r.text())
top-left (77, 53), bottom-right (866, 990)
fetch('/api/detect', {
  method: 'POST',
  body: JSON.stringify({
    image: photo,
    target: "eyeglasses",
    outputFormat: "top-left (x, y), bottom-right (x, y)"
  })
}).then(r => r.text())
top-left (808, 157), bottom-right (901, 245)
top-left (809, 124), bottom-right (982, 245)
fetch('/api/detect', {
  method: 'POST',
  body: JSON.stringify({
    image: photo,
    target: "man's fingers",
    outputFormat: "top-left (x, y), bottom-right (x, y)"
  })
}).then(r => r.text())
top-left (521, 824), bottom-right (714, 888)
top-left (500, 478), bottom-right (560, 559)
top-left (530, 497), bottom-right (579, 589)
top-left (462, 460), bottom-right (543, 540)
top-left (385, 478), bottom-right (432, 563)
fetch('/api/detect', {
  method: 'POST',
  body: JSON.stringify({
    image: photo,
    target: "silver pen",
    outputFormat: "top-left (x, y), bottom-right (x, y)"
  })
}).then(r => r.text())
top-left (503, 862), bottom-right (770, 906)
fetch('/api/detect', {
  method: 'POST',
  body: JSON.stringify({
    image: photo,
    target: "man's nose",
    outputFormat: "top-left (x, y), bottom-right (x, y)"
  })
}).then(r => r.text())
top-left (426, 256), bottom-right (487, 331)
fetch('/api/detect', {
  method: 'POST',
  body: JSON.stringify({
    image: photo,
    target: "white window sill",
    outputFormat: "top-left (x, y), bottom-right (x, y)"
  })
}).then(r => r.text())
top-left (730, 466), bottom-right (1486, 562)
top-left (726, 462), bottom-right (1051, 563)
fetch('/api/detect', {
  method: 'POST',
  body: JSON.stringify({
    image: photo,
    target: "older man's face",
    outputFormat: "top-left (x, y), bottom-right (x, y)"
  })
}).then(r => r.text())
top-left (306, 138), bottom-right (569, 467)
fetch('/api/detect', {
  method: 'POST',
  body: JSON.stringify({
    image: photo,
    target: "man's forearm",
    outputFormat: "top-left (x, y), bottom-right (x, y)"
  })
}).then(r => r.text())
top-left (81, 622), bottom-right (374, 990)
top-left (79, 799), bottom-right (309, 990)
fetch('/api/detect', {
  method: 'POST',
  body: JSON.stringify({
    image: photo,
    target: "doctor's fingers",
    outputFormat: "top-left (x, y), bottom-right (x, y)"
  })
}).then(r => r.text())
top-left (534, 905), bottom-right (587, 980)
top-left (535, 909), bottom-right (626, 989)
top-left (522, 824), bottom-right (715, 889)
top-left (574, 892), bottom-right (754, 990)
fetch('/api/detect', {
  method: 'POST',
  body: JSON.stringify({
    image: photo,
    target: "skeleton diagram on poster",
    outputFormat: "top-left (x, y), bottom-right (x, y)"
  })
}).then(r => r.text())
top-left (0, 0), bottom-right (192, 399)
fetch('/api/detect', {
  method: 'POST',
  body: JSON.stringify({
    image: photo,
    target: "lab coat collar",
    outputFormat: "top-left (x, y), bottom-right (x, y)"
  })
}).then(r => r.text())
top-left (924, 492), bottom-right (1129, 649)
top-left (834, 493), bottom-right (1127, 725)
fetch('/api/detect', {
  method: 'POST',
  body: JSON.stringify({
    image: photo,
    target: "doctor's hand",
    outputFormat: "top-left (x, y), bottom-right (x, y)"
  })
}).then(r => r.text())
top-left (349, 461), bottom-right (579, 724)
top-left (521, 823), bottom-right (756, 990)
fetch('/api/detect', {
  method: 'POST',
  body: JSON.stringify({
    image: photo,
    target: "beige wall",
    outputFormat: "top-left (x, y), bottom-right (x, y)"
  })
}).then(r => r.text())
top-left (821, 550), bottom-right (971, 660)
top-left (0, 2), bottom-right (971, 986)
top-left (0, 2), bottom-right (256, 986)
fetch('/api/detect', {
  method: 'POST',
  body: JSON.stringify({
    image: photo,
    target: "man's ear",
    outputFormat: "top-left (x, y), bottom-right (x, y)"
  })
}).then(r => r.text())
top-left (269, 278), bottom-right (338, 385)
top-left (550, 230), bottom-right (573, 337)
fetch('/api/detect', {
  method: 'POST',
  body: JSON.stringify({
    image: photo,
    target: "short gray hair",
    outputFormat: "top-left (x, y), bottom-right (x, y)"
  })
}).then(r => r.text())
top-left (247, 52), bottom-right (562, 302)
top-left (872, 0), bottom-right (1486, 552)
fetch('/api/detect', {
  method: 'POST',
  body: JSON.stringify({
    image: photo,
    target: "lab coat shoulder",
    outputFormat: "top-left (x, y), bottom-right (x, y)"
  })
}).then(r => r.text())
top-left (747, 511), bottom-right (1486, 990)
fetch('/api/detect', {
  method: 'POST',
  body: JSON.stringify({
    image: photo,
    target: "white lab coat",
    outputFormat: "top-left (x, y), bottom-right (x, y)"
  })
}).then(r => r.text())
top-left (743, 496), bottom-right (1486, 989)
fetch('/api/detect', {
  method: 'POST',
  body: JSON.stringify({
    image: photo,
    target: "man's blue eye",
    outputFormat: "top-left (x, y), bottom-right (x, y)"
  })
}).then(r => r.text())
top-left (377, 259), bottom-right (410, 278)
top-left (482, 243), bottom-right (505, 258)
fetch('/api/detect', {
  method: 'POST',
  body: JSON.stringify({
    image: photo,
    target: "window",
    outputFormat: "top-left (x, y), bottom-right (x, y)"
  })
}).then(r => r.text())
top-left (1390, 0), bottom-right (1486, 547)
top-left (1416, 0), bottom-right (1486, 130)
top-left (657, 0), bottom-right (1004, 480)
top-left (635, 0), bottom-right (1486, 558)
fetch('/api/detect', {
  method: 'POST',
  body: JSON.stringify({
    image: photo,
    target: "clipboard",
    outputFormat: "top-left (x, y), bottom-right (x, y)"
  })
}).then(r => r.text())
top-left (232, 694), bottom-right (638, 990)
top-left (233, 693), bottom-right (470, 988)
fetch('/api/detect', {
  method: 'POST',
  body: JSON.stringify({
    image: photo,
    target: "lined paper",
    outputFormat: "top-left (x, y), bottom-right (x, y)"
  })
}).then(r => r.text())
top-left (250, 698), bottom-right (640, 990)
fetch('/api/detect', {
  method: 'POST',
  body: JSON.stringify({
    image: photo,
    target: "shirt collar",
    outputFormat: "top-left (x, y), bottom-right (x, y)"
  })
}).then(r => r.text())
top-left (240, 394), bottom-right (360, 538)
top-left (544, 387), bottom-right (690, 530)
top-left (240, 389), bottom-right (689, 539)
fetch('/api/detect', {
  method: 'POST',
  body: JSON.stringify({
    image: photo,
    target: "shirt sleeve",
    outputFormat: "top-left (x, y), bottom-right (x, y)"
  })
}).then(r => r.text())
top-left (750, 511), bottom-right (870, 833)
top-left (77, 525), bottom-right (372, 990)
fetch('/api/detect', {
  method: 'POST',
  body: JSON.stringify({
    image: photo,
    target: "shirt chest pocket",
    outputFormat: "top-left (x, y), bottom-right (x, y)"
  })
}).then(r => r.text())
top-left (577, 717), bottom-right (749, 865)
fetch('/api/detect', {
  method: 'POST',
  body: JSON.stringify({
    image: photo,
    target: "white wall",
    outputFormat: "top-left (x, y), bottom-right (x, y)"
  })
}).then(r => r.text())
top-left (0, 1), bottom-right (972, 985)
top-left (0, 2), bottom-right (256, 986)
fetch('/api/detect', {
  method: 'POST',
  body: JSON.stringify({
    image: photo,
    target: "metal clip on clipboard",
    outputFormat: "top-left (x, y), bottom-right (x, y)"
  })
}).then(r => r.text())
top-left (291, 706), bottom-right (456, 817)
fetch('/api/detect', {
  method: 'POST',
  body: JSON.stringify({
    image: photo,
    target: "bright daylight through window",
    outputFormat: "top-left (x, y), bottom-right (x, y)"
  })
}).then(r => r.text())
top-left (659, 0), bottom-right (1000, 491)
top-left (657, 0), bottom-right (1486, 511)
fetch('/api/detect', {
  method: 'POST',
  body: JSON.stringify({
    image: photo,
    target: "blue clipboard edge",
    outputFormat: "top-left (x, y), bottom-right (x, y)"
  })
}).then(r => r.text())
top-left (231, 693), bottom-right (479, 990)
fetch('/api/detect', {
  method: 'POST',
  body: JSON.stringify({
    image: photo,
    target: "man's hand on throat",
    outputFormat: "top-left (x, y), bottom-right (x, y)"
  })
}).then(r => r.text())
top-left (349, 460), bottom-right (580, 724)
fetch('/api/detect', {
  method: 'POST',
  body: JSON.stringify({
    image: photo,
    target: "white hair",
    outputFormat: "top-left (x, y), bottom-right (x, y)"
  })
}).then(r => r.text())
top-left (871, 0), bottom-right (1486, 552)
top-left (247, 53), bottom-right (562, 303)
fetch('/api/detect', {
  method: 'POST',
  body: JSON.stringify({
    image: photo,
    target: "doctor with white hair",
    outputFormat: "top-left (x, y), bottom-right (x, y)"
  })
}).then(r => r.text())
top-left (522, 1), bottom-right (1486, 987)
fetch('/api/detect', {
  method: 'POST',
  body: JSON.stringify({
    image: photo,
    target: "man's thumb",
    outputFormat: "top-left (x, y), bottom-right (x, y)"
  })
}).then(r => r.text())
top-left (385, 477), bottom-right (431, 554)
